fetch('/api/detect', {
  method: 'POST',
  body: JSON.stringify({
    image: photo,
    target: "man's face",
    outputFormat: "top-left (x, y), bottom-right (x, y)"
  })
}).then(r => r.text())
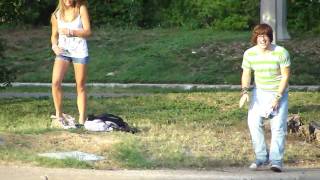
top-left (256, 34), bottom-right (271, 50)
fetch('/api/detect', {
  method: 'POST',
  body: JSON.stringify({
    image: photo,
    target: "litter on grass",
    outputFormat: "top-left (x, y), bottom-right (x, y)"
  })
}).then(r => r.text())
top-left (38, 151), bottom-right (105, 161)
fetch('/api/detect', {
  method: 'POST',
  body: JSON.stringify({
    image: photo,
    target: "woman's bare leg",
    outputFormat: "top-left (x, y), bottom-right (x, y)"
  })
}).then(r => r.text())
top-left (52, 59), bottom-right (70, 118)
top-left (73, 63), bottom-right (87, 124)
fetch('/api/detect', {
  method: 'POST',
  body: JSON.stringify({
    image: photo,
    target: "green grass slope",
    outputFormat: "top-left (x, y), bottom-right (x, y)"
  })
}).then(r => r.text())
top-left (1, 26), bottom-right (319, 84)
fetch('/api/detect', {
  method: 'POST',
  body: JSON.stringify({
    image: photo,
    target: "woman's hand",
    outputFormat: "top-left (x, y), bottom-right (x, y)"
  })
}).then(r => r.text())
top-left (52, 45), bottom-right (63, 55)
top-left (58, 28), bottom-right (73, 36)
top-left (58, 28), bottom-right (68, 35)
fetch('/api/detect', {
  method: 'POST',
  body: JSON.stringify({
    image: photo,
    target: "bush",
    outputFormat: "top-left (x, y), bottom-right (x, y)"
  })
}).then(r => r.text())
top-left (89, 0), bottom-right (143, 27)
top-left (1, 0), bottom-right (320, 32)
top-left (0, 0), bottom-right (257, 30)
top-left (213, 15), bottom-right (249, 31)
top-left (0, 0), bottom-right (56, 25)
top-left (288, 0), bottom-right (320, 32)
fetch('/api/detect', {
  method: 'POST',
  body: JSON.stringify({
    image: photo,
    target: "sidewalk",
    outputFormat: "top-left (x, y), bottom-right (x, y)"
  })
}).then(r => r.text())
top-left (0, 165), bottom-right (319, 180)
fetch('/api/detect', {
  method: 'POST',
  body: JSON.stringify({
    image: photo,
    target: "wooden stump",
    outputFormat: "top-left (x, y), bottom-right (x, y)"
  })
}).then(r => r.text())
top-left (287, 114), bottom-right (302, 134)
top-left (309, 121), bottom-right (320, 143)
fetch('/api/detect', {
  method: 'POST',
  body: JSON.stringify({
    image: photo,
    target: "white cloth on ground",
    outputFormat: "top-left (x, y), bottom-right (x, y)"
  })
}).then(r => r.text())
top-left (84, 119), bottom-right (119, 132)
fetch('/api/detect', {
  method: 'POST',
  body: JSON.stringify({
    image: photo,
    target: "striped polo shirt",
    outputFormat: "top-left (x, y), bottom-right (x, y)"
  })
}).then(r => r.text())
top-left (241, 45), bottom-right (291, 91)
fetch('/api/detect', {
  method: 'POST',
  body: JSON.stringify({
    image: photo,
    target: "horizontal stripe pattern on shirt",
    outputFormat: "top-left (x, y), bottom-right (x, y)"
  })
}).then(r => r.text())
top-left (241, 45), bottom-right (290, 91)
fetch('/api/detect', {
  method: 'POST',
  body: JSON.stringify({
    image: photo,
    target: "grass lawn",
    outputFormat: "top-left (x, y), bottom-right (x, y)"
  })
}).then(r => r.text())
top-left (1, 26), bottom-right (320, 85)
top-left (0, 90), bottom-right (319, 169)
top-left (1, 26), bottom-right (319, 169)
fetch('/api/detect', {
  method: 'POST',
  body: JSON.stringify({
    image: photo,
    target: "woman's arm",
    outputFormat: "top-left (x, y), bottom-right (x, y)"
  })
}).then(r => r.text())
top-left (70, 5), bottom-right (91, 38)
top-left (51, 14), bottom-right (62, 55)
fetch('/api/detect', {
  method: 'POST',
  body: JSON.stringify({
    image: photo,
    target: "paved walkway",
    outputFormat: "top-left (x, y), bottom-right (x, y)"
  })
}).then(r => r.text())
top-left (0, 165), bottom-right (319, 180)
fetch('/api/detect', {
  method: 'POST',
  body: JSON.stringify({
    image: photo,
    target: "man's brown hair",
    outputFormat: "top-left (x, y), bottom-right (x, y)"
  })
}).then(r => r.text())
top-left (251, 23), bottom-right (273, 45)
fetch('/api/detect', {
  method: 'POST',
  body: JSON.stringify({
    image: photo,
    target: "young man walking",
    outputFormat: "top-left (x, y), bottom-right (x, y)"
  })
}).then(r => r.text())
top-left (239, 23), bottom-right (291, 172)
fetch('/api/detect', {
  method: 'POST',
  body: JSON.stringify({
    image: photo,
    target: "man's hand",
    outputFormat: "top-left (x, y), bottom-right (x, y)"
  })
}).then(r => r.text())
top-left (239, 93), bottom-right (250, 108)
top-left (271, 93), bottom-right (282, 111)
top-left (271, 98), bottom-right (280, 111)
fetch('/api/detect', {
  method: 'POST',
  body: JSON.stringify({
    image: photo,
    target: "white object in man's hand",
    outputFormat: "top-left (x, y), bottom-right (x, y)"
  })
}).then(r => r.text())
top-left (239, 93), bottom-right (250, 108)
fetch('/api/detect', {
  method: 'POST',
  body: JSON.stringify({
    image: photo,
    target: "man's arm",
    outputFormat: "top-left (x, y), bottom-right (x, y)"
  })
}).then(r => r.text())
top-left (239, 69), bottom-right (252, 108)
top-left (272, 66), bottom-right (290, 109)
top-left (278, 66), bottom-right (290, 96)
top-left (241, 69), bottom-right (252, 89)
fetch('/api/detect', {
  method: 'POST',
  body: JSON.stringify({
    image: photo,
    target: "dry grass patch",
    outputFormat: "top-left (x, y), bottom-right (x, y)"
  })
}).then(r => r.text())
top-left (0, 91), bottom-right (319, 169)
top-left (2, 131), bottom-right (119, 154)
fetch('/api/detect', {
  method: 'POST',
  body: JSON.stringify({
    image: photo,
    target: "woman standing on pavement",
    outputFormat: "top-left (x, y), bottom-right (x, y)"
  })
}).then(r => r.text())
top-left (239, 24), bottom-right (291, 172)
top-left (50, 0), bottom-right (91, 127)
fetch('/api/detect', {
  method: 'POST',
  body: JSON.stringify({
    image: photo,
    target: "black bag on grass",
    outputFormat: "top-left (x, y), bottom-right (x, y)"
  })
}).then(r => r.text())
top-left (87, 113), bottom-right (137, 133)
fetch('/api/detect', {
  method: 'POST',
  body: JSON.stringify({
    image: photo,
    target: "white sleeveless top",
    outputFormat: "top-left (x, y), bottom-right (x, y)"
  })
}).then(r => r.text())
top-left (57, 11), bottom-right (88, 58)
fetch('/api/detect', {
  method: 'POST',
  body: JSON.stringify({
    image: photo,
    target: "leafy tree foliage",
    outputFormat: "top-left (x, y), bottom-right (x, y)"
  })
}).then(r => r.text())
top-left (0, 0), bottom-right (56, 25)
top-left (89, 0), bottom-right (143, 27)
top-left (0, 0), bottom-right (319, 32)
top-left (288, 0), bottom-right (320, 33)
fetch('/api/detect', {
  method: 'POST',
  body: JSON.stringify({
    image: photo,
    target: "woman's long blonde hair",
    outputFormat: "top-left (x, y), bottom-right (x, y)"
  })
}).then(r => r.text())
top-left (53, 0), bottom-right (88, 19)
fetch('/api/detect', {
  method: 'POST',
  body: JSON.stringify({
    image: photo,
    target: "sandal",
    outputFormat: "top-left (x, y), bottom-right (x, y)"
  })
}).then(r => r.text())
top-left (62, 113), bottom-right (76, 128)
top-left (50, 115), bottom-right (69, 129)
top-left (50, 114), bottom-right (76, 129)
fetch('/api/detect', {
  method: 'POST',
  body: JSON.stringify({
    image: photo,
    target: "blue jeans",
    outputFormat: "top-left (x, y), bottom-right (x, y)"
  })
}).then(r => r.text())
top-left (248, 88), bottom-right (288, 167)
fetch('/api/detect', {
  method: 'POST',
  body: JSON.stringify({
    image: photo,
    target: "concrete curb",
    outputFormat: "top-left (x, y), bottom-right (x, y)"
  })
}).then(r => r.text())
top-left (1, 83), bottom-right (319, 99)
top-left (0, 92), bottom-right (149, 99)
top-left (9, 82), bottom-right (320, 91)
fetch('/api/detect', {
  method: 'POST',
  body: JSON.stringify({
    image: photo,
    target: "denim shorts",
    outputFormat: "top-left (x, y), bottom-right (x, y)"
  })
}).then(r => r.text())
top-left (56, 55), bottom-right (90, 64)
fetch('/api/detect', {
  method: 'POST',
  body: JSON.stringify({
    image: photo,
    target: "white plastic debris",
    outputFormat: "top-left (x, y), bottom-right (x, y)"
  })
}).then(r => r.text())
top-left (106, 72), bottom-right (115, 76)
top-left (38, 151), bottom-right (104, 161)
